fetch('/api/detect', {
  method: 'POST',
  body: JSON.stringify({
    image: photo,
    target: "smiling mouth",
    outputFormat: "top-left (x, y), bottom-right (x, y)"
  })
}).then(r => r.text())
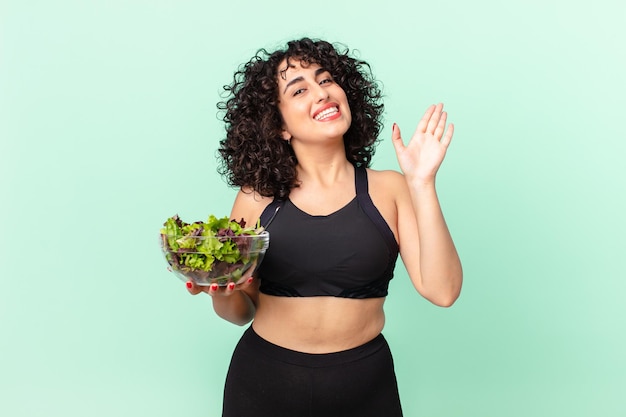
top-left (314, 106), bottom-right (339, 121)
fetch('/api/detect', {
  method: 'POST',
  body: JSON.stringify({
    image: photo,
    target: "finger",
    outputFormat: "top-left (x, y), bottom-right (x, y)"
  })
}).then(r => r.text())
top-left (186, 281), bottom-right (204, 295)
top-left (207, 283), bottom-right (220, 296)
top-left (416, 104), bottom-right (436, 133)
top-left (426, 103), bottom-right (444, 134)
top-left (225, 281), bottom-right (236, 295)
top-left (441, 123), bottom-right (454, 148)
top-left (433, 111), bottom-right (448, 140)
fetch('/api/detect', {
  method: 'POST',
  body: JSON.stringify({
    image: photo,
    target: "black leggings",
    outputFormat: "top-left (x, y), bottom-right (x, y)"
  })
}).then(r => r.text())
top-left (222, 326), bottom-right (403, 417)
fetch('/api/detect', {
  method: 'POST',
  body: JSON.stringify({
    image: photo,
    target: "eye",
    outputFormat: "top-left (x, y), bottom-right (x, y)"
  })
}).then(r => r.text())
top-left (293, 88), bottom-right (306, 96)
top-left (320, 78), bottom-right (333, 85)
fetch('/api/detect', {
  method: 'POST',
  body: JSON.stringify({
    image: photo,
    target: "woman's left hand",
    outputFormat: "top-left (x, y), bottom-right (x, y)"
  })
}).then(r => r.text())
top-left (391, 103), bottom-right (454, 185)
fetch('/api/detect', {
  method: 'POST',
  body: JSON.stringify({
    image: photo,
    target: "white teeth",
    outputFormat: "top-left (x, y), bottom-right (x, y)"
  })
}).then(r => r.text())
top-left (314, 107), bottom-right (338, 121)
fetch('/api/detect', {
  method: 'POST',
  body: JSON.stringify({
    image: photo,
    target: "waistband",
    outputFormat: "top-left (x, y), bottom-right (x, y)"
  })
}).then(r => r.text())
top-left (240, 325), bottom-right (388, 368)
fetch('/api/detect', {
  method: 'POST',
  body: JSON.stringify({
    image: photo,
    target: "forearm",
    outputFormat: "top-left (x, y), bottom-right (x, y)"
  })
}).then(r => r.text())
top-left (409, 180), bottom-right (463, 306)
top-left (211, 291), bottom-right (256, 326)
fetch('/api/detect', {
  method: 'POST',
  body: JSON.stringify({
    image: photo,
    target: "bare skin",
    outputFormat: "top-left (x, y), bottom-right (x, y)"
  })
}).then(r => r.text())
top-left (189, 166), bottom-right (393, 353)
top-left (188, 165), bottom-right (457, 353)
top-left (187, 61), bottom-right (462, 353)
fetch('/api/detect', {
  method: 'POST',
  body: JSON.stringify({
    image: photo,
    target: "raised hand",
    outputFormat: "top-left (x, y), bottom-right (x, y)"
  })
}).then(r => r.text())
top-left (391, 103), bottom-right (454, 185)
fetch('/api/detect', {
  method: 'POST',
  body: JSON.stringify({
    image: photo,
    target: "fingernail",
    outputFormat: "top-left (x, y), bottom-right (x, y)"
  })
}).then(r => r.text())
top-left (210, 284), bottom-right (219, 291)
top-left (247, 277), bottom-right (254, 284)
top-left (392, 123), bottom-right (396, 132)
top-left (227, 282), bottom-right (235, 290)
top-left (186, 281), bottom-right (192, 289)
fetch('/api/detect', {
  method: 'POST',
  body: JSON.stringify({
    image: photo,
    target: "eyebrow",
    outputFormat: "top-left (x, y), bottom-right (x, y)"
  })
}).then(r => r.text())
top-left (282, 67), bottom-right (329, 94)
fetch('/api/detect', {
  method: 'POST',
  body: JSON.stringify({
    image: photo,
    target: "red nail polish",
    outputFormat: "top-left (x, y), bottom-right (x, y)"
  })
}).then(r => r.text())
top-left (228, 282), bottom-right (235, 290)
top-left (392, 123), bottom-right (396, 132)
top-left (186, 282), bottom-right (192, 289)
top-left (210, 284), bottom-right (219, 291)
top-left (247, 277), bottom-right (254, 284)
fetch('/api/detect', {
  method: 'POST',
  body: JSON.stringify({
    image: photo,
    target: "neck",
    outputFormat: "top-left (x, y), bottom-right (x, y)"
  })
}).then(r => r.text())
top-left (291, 139), bottom-right (352, 180)
top-left (295, 157), bottom-right (353, 187)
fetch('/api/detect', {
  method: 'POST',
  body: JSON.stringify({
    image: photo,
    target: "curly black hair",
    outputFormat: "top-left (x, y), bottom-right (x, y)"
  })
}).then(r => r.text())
top-left (217, 37), bottom-right (384, 199)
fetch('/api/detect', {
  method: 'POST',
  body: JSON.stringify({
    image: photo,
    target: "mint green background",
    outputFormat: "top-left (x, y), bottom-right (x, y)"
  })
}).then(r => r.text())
top-left (1, 1), bottom-right (624, 416)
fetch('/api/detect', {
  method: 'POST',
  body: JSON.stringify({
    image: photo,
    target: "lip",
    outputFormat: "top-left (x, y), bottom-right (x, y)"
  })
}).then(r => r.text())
top-left (312, 102), bottom-right (340, 121)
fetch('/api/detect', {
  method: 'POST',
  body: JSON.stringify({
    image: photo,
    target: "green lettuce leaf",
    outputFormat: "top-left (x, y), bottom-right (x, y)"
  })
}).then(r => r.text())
top-left (160, 214), bottom-right (265, 274)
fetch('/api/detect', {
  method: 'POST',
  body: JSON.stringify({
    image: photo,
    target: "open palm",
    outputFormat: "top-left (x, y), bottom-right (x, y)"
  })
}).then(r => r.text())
top-left (392, 103), bottom-right (454, 183)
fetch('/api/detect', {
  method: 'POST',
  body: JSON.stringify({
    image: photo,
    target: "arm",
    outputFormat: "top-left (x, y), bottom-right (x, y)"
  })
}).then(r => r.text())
top-left (186, 188), bottom-right (270, 325)
top-left (206, 279), bottom-right (259, 326)
top-left (392, 104), bottom-right (463, 306)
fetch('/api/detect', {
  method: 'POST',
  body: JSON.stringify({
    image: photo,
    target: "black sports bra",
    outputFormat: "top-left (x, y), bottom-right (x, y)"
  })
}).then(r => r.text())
top-left (257, 166), bottom-right (399, 298)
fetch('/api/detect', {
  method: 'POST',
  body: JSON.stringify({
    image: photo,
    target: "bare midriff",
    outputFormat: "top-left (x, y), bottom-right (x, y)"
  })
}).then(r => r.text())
top-left (251, 294), bottom-right (386, 353)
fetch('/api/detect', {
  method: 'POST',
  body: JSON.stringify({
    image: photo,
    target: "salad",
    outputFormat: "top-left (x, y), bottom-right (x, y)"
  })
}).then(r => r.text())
top-left (160, 214), bottom-right (268, 285)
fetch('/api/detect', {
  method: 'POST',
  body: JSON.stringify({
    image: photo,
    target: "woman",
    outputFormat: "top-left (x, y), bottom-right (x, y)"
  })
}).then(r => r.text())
top-left (186, 38), bottom-right (462, 417)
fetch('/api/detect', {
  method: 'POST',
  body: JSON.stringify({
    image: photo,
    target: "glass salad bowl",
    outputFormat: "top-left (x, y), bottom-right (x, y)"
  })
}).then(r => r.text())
top-left (160, 231), bottom-right (270, 286)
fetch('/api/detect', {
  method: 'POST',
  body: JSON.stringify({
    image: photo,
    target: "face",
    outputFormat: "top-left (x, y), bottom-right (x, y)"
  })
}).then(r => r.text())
top-left (276, 59), bottom-right (352, 145)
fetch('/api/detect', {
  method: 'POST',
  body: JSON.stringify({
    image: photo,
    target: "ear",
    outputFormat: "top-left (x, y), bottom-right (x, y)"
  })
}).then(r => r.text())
top-left (281, 129), bottom-right (292, 142)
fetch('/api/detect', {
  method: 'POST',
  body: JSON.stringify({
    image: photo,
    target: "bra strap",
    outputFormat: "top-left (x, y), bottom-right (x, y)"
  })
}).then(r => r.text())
top-left (355, 166), bottom-right (399, 253)
top-left (259, 198), bottom-right (284, 228)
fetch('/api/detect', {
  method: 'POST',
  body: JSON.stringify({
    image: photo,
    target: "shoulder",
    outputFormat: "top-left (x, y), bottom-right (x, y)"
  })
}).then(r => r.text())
top-left (231, 187), bottom-right (275, 225)
top-left (365, 167), bottom-right (412, 215)
top-left (363, 168), bottom-right (409, 239)
top-left (365, 168), bottom-right (408, 195)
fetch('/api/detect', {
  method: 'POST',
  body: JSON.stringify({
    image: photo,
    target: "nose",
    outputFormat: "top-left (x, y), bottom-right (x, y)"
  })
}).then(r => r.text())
top-left (312, 83), bottom-right (329, 102)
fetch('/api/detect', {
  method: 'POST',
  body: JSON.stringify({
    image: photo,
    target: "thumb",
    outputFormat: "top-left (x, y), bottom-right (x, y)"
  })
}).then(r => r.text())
top-left (391, 123), bottom-right (404, 153)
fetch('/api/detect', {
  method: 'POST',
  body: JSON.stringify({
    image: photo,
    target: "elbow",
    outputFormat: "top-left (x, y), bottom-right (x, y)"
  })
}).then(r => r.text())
top-left (423, 273), bottom-right (463, 308)
top-left (232, 317), bottom-right (254, 326)
top-left (236, 309), bottom-right (256, 326)
top-left (212, 289), bottom-right (257, 326)
top-left (438, 267), bottom-right (463, 307)
top-left (431, 291), bottom-right (460, 308)
top-left (212, 302), bottom-right (256, 326)
top-left (218, 312), bottom-right (254, 326)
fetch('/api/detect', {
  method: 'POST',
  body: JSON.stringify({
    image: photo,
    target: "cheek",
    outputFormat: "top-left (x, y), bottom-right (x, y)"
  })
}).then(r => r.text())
top-left (343, 102), bottom-right (353, 124)
top-left (277, 103), bottom-right (291, 126)
top-left (339, 91), bottom-right (351, 116)
top-left (281, 102), bottom-right (307, 125)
